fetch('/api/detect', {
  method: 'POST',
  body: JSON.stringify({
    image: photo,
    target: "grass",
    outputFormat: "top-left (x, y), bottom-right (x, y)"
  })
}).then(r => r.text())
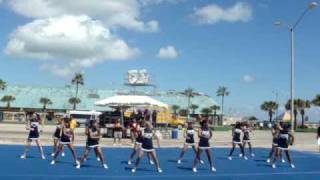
top-left (295, 128), bottom-right (318, 133)
top-left (212, 126), bottom-right (232, 131)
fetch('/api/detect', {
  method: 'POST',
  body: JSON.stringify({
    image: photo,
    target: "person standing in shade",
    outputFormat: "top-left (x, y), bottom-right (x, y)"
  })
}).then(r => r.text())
top-left (113, 119), bottom-right (123, 146)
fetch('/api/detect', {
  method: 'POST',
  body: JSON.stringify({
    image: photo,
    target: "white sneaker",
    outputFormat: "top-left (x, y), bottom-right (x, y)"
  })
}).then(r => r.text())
top-left (97, 157), bottom-right (101, 162)
top-left (211, 166), bottom-right (216, 172)
top-left (251, 153), bottom-right (255, 157)
top-left (50, 160), bottom-right (55, 165)
top-left (76, 160), bottom-right (80, 167)
top-left (282, 159), bottom-right (286, 163)
top-left (76, 164), bottom-right (81, 169)
top-left (61, 152), bottom-right (65, 157)
top-left (266, 158), bottom-right (271, 163)
top-left (20, 154), bottom-right (26, 159)
top-left (51, 153), bottom-right (55, 157)
top-left (290, 164), bottom-right (295, 168)
top-left (83, 158), bottom-right (87, 162)
top-left (177, 159), bottom-right (181, 164)
top-left (157, 168), bottom-right (163, 173)
top-left (239, 154), bottom-right (243, 158)
top-left (128, 160), bottom-right (132, 165)
top-left (200, 160), bottom-right (205, 164)
top-left (244, 156), bottom-right (248, 160)
top-left (149, 160), bottom-right (154, 165)
top-left (131, 168), bottom-right (136, 173)
top-left (41, 155), bottom-right (46, 160)
top-left (103, 164), bottom-right (108, 169)
top-left (192, 168), bottom-right (197, 172)
top-left (272, 164), bottom-right (276, 168)
top-left (228, 156), bottom-right (232, 160)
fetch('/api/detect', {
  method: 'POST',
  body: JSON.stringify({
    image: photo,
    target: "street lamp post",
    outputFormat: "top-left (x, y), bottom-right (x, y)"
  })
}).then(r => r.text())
top-left (275, 2), bottom-right (317, 132)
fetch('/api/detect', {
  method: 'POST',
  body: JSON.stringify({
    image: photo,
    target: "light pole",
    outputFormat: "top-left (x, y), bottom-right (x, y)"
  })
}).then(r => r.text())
top-left (275, 2), bottom-right (317, 131)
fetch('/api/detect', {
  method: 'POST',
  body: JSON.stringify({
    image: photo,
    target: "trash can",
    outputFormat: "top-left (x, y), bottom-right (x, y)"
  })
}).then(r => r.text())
top-left (171, 128), bottom-right (178, 139)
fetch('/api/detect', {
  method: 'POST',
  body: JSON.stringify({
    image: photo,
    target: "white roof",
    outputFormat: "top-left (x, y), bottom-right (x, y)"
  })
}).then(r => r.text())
top-left (95, 95), bottom-right (168, 109)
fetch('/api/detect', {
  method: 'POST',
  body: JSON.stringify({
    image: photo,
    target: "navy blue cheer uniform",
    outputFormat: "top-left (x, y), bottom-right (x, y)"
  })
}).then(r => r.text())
top-left (278, 129), bottom-right (289, 150)
top-left (243, 128), bottom-right (250, 142)
top-left (86, 127), bottom-right (100, 148)
top-left (233, 128), bottom-right (242, 144)
top-left (135, 127), bottom-right (144, 145)
top-left (28, 118), bottom-right (40, 140)
top-left (60, 127), bottom-right (72, 145)
top-left (185, 127), bottom-right (195, 145)
top-left (272, 132), bottom-right (279, 146)
top-left (53, 125), bottom-right (62, 140)
top-left (198, 127), bottom-right (211, 149)
top-left (141, 128), bottom-right (154, 152)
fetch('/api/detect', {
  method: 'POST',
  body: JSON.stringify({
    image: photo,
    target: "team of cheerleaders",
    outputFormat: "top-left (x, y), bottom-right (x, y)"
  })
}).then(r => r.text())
top-left (20, 112), bottom-right (295, 173)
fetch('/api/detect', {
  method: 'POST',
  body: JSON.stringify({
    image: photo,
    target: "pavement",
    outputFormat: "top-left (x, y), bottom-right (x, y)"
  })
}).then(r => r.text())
top-left (0, 123), bottom-right (319, 152)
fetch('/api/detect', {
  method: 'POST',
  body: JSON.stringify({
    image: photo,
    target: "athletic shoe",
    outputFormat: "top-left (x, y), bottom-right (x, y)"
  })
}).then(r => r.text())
top-left (244, 156), bottom-right (248, 160)
top-left (192, 168), bottom-right (197, 172)
top-left (282, 159), bottom-right (286, 163)
top-left (103, 164), bottom-right (108, 169)
top-left (272, 164), bottom-right (276, 168)
top-left (131, 168), bottom-right (136, 173)
top-left (290, 164), bottom-right (295, 168)
top-left (150, 160), bottom-right (154, 165)
top-left (51, 153), bottom-right (55, 157)
top-left (239, 154), bottom-right (243, 158)
top-left (228, 156), bottom-right (232, 160)
top-left (211, 166), bottom-right (216, 172)
top-left (20, 154), bottom-right (26, 159)
top-left (50, 160), bottom-right (55, 165)
top-left (157, 168), bottom-right (163, 173)
top-left (177, 159), bottom-right (181, 164)
top-left (128, 160), bottom-right (132, 165)
top-left (251, 153), bottom-right (255, 157)
top-left (97, 157), bottom-right (101, 162)
top-left (200, 160), bottom-right (204, 164)
top-left (266, 158), bottom-right (271, 163)
top-left (76, 164), bottom-right (81, 169)
top-left (61, 152), bottom-right (65, 157)
top-left (76, 160), bottom-right (80, 168)
top-left (41, 155), bottom-right (46, 160)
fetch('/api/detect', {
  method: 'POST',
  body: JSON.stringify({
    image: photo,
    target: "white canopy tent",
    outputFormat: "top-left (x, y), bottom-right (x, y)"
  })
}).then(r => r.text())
top-left (95, 95), bottom-right (168, 124)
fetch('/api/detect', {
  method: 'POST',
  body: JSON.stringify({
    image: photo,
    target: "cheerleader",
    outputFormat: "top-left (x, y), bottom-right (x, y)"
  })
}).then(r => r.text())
top-left (76, 119), bottom-right (108, 169)
top-left (131, 121), bottom-right (162, 173)
top-left (228, 122), bottom-right (246, 160)
top-left (50, 118), bottom-right (79, 167)
top-left (177, 122), bottom-right (204, 164)
top-left (242, 122), bottom-right (254, 157)
top-left (20, 112), bottom-right (45, 160)
top-left (272, 122), bottom-right (295, 168)
top-left (113, 119), bottom-right (123, 146)
top-left (266, 123), bottom-right (284, 163)
top-left (192, 121), bottom-right (216, 173)
top-left (51, 118), bottom-right (65, 157)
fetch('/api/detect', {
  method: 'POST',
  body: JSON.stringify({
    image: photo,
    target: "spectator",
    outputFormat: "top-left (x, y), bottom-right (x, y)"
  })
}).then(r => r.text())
top-left (113, 119), bottom-right (123, 146)
top-left (317, 125), bottom-right (320, 152)
top-left (152, 110), bottom-right (157, 128)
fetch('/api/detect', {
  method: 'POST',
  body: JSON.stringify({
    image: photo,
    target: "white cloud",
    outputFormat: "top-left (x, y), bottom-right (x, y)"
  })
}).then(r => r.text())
top-left (139, 0), bottom-right (186, 6)
top-left (192, 2), bottom-right (252, 25)
top-left (157, 46), bottom-right (179, 59)
top-left (5, 15), bottom-right (139, 77)
top-left (243, 74), bottom-right (256, 83)
top-left (8, 0), bottom-right (159, 32)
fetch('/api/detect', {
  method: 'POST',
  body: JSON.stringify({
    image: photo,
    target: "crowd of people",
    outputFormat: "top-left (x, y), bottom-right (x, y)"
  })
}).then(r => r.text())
top-left (19, 112), bottom-right (319, 173)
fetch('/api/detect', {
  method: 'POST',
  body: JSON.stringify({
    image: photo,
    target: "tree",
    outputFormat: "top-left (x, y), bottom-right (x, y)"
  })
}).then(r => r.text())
top-left (179, 109), bottom-right (188, 117)
top-left (248, 116), bottom-right (258, 121)
top-left (216, 86), bottom-right (230, 120)
top-left (0, 79), bottom-right (6, 90)
top-left (1, 95), bottom-right (16, 110)
top-left (190, 104), bottom-right (199, 115)
top-left (171, 105), bottom-right (180, 115)
top-left (296, 99), bottom-right (311, 128)
top-left (210, 105), bottom-right (220, 116)
top-left (201, 107), bottom-right (212, 117)
top-left (260, 101), bottom-right (278, 122)
top-left (69, 97), bottom-right (81, 110)
top-left (312, 95), bottom-right (320, 106)
top-left (183, 88), bottom-right (195, 119)
top-left (285, 99), bottom-right (299, 130)
top-left (40, 97), bottom-right (52, 111)
top-left (71, 73), bottom-right (84, 110)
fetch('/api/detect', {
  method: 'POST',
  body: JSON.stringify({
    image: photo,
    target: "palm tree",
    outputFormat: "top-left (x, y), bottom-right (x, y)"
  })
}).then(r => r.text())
top-left (210, 105), bottom-right (220, 116)
top-left (40, 97), bottom-right (52, 111)
top-left (285, 99), bottom-right (299, 130)
top-left (216, 86), bottom-right (230, 120)
top-left (312, 95), bottom-right (320, 106)
top-left (183, 88), bottom-right (195, 119)
top-left (71, 73), bottom-right (84, 110)
top-left (0, 79), bottom-right (6, 90)
top-left (190, 104), bottom-right (199, 115)
top-left (297, 99), bottom-right (311, 128)
top-left (69, 97), bottom-right (81, 110)
top-left (201, 107), bottom-right (212, 117)
top-left (1, 95), bottom-right (16, 110)
top-left (171, 105), bottom-right (180, 115)
top-left (260, 101), bottom-right (278, 122)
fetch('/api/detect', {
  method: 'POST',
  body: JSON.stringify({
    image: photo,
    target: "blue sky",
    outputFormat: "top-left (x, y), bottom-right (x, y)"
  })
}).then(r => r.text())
top-left (0, 0), bottom-right (319, 121)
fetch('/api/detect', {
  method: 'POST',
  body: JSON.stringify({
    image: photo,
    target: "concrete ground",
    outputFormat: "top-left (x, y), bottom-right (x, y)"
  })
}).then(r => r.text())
top-left (0, 123), bottom-right (318, 152)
